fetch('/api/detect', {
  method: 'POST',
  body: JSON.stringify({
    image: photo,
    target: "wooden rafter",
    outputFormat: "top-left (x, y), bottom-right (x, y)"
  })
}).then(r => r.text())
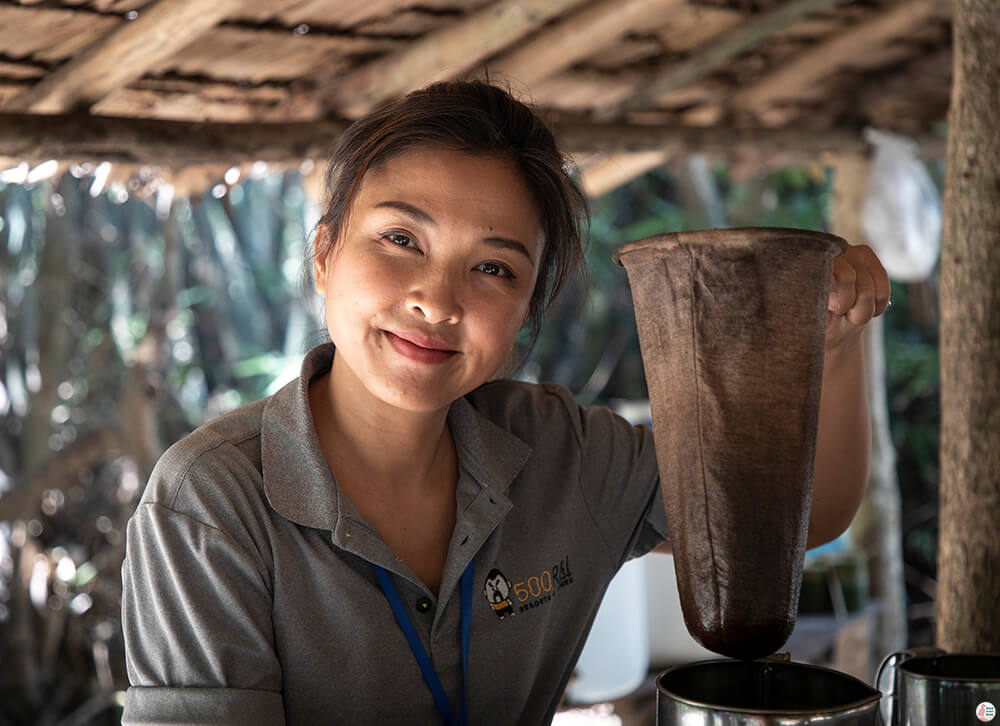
top-left (0, 111), bottom-right (946, 166)
top-left (580, 151), bottom-right (672, 197)
top-left (731, 0), bottom-right (951, 113)
top-left (484, 0), bottom-right (683, 87)
top-left (4, 0), bottom-right (255, 114)
top-left (601, 0), bottom-right (839, 119)
top-left (553, 121), bottom-right (944, 156)
top-left (321, 0), bottom-right (591, 118)
top-left (858, 48), bottom-right (952, 132)
top-left (0, 78), bottom-right (322, 125)
top-left (0, 113), bottom-right (348, 166)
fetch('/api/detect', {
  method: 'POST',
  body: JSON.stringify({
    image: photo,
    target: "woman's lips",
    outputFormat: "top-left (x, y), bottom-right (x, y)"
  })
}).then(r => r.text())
top-left (384, 331), bottom-right (458, 364)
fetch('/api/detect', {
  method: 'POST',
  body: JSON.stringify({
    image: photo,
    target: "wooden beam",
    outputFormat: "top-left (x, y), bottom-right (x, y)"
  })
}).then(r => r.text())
top-left (857, 48), bottom-right (952, 132)
top-left (601, 0), bottom-right (838, 119)
top-left (0, 112), bottom-right (947, 165)
top-left (5, 0), bottom-right (255, 113)
top-left (484, 0), bottom-right (682, 86)
top-left (0, 113), bottom-right (349, 166)
top-left (731, 0), bottom-right (950, 112)
top-left (322, 0), bottom-right (590, 118)
top-left (1, 78), bottom-right (322, 124)
top-left (553, 120), bottom-right (945, 157)
top-left (580, 151), bottom-right (672, 197)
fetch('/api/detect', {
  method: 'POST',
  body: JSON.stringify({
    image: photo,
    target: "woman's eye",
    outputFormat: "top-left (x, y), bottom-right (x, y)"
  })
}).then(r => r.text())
top-left (382, 232), bottom-right (415, 248)
top-left (478, 262), bottom-right (515, 279)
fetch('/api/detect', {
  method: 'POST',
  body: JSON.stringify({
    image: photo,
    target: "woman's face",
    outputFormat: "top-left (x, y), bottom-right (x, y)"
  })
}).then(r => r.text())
top-left (314, 148), bottom-right (544, 414)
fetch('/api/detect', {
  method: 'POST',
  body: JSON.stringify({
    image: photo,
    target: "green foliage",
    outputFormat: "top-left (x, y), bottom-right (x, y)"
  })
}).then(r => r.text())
top-left (0, 170), bottom-right (321, 724)
top-left (883, 279), bottom-right (941, 587)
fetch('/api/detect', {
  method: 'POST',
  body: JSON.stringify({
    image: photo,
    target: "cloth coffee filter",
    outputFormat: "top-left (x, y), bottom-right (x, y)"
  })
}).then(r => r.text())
top-left (614, 228), bottom-right (847, 660)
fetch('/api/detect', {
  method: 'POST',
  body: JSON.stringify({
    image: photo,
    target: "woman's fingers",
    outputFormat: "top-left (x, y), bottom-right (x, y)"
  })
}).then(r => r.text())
top-left (829, 244), bottom-right (891, 326)
top-left (846, 263), bottom-right (876, 326)
top-left (863, 245), bottom-right (892, 316)
top-left (829, 255), bottom-right (858, 315)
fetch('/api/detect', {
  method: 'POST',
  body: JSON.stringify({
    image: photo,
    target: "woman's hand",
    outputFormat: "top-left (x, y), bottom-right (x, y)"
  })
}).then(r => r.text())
top-left (825, 244), bottom-right (892, 352)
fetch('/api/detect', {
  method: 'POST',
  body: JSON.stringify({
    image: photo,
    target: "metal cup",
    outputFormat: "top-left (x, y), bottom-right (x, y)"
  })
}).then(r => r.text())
top-left (876, 649), bottom-right (1000, 725)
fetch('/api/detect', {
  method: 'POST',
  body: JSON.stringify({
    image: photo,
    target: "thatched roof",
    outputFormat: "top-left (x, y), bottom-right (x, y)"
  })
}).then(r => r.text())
top-left (0, 0), bottom-right (951, 193)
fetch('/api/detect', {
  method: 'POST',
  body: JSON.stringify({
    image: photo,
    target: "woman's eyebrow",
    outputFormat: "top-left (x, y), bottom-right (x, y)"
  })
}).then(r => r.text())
top-left (374, 200), bottom-right (436, 225)
top-left (483, 236), bottom-right (535, 265)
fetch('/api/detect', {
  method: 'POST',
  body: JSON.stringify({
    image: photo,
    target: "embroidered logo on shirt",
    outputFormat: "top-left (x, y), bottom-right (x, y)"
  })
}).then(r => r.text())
top-left (485, 557), bottom-right (575, 618)
top-left (483, 568), bottom-right (516, 620)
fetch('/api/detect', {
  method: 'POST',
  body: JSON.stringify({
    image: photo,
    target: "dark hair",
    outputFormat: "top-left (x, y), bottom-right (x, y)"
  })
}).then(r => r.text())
top-left (313, 80), bottom-right (588, 347)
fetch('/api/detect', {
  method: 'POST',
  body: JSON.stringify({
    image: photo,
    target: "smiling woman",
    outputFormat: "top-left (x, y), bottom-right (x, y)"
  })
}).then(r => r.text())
top-left (314, 148), bottom-right (544, 415)
top-left (313, 81), bottom-right (588, 350)
top-left (119, 80), bottom-right (887, 726)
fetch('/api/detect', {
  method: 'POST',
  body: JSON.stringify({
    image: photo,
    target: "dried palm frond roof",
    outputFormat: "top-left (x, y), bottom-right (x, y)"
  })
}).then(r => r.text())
top-left (0, 0), bottom-right (951, 193)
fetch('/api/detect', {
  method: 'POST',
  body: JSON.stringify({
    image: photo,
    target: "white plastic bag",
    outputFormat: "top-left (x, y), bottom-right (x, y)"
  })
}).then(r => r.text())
top-left (861, 128), bottom-right (941, 281)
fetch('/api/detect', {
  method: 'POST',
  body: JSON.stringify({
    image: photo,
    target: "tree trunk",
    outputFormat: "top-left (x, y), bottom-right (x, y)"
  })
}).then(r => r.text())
top-left (830, 155), bottom-right (908, 666)
top-left (936, 0), bottom-right (1000, 653)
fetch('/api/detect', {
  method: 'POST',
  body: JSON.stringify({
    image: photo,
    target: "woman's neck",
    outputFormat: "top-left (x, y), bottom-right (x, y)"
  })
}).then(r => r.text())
top-left (308, 356), bottom-right (455, 497)
top-left (308, 356), bottom-right (459, 593)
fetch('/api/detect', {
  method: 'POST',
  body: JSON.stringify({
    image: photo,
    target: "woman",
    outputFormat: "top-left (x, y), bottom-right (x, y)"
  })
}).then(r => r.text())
top-left (121, 81), bottom-right (890, 725)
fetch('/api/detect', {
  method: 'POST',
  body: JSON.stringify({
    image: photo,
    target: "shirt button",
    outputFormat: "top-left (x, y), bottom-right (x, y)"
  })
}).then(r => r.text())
top-left (416, 597), bottom-right (432, 613)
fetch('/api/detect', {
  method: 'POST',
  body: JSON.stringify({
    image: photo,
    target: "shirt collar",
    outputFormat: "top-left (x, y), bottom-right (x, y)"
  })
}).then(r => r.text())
top-left (260, 343), bottom-right (532, 533)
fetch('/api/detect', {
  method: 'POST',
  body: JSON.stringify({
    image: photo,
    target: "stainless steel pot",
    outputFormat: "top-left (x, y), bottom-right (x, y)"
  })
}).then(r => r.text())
top-left (657, 659), bottom-right (881, 725)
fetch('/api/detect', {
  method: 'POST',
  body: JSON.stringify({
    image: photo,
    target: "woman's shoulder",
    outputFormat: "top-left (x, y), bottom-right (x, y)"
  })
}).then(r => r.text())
top-left (464, 378), bottom-right (632, 446)
top-left (139, 396), bottom-right (271, 522)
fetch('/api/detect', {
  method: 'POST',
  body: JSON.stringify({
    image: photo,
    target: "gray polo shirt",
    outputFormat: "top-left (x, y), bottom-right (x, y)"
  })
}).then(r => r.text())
top-left (122, 343), bottom-right (667, 725)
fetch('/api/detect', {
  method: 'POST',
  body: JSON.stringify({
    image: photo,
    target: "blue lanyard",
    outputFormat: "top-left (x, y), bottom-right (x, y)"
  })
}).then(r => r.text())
top-left (372, 559), bottom-right (473, 726)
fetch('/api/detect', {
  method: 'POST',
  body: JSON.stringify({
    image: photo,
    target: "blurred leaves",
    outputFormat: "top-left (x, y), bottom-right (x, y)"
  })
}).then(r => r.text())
top-left (0, 168), bottom-right (321, 725)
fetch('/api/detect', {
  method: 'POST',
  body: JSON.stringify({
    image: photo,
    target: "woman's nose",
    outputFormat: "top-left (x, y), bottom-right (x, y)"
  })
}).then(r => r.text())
top-left (406, 268), bottom-right (462, 325)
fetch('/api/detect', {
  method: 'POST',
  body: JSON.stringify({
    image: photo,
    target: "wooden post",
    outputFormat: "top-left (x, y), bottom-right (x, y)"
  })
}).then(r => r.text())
top-left (936, 0), bottom-right (1000, 654)
top-left (830, 154), bottom-right (908, 671)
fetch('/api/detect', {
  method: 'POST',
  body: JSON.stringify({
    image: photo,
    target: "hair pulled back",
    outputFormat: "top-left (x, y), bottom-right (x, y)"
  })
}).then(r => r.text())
top-left (315, 80), bottom-right (588, 345)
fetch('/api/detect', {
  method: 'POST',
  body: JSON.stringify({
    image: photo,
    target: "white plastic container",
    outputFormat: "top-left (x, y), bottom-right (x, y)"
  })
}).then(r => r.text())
top-left (566, 557), bottom-right (650, 704)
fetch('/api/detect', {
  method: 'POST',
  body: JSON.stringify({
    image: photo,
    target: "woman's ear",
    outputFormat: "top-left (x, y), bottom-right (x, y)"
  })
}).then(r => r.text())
top-left (313, 225), bottom-right (330, 294)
